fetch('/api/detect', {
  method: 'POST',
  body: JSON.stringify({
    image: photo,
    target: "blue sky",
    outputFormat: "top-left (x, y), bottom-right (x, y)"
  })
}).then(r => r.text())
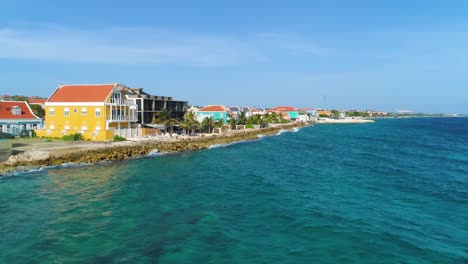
top-left (1, 0), bottom-right (467, 113)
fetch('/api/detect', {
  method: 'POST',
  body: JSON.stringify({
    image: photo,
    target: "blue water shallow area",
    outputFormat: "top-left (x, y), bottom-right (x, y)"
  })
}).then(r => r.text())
top-left (1, 118), bottom-right (467, 263)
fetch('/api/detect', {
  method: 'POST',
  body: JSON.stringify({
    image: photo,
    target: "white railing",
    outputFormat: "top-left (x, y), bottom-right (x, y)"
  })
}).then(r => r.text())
top-left (106, 115), bottom-right (138, 122)
top-left (106, 99), bottom-right (135, 106)
top-left (112, 128), bottom-right (142, 138)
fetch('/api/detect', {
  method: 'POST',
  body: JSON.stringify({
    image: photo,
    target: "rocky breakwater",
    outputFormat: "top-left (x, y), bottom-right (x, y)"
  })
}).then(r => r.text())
top-left (0, 123), bottom-right (304, 176)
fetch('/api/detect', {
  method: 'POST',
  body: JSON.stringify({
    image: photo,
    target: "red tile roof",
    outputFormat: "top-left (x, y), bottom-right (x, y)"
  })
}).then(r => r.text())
top-left (28, 98), bottom-right (47, 104)
top-left (199, 105), bottom-right (228, 112)
top-left (0, 101), bottom-right (40, 119)
top-left (47, 84), bottom-right (116, 103)
top-left (271, 106), bottom-right (296, 112)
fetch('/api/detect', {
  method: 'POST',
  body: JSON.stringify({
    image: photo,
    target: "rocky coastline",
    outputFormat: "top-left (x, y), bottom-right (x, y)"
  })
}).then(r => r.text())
top-left (0, 123), bottom-right (304, 176)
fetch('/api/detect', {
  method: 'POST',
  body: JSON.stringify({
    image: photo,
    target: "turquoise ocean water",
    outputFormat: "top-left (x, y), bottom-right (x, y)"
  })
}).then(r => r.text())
top-left (1, 118), bottom-right (467, 263)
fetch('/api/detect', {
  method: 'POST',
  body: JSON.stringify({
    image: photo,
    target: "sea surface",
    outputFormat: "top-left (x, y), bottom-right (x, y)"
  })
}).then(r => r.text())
top-left (1, 118), bottom-right (467, 263)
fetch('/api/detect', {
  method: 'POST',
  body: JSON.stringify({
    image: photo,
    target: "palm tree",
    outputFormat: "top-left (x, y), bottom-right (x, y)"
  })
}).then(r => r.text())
top-left (237, 111), bottom-right (247, 125)
top-left (214, 119), bottom-right (224, 128)
top-left (183, 111), bottom-right (199, 135)
top-left (202, 116), bottom-right (215, 133)
top-left (166, 118), bottom-right (179, 136)
top-left (152, 109), bottom-right (170, 124)
top-left (228, 117), bottom-right (237, 130)
top-left (260, 115), bottom-right (269, 128)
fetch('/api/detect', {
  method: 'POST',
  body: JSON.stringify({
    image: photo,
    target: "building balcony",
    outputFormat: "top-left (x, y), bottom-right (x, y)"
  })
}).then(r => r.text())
top-left (105, 99), bottom-right (136, 106)
top-left (106, 115), bottom-right (138, 122)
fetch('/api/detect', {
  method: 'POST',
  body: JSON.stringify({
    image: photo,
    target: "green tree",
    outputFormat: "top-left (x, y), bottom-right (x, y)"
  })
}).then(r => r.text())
top-left (214, 118), bottom-right (224, 128)
top-left (237, 111), bottom-right (248, 125)
top-left (29, 104), bottom-right (45, 118)
top-left (201, 116), bottom-right (215, 133)
top-left (153, 109), bottom-right (180, 135)
top-left (266, 112), bottom-right (281, 124)
top-left (331, 110), bottom-right (340, 119)
top-left (165, 118), bottom-right (179, 135)
top-left (152, 109), bottom-right (171, 124)
top-left (279, 114), bottom-right (289, 123)
top-left (228, 117), bottom-right (237, 129)
top-left (12, 95), bottom-right (29, 101)
top-left (182, 111), bottom-right (199, 135)
top-left (246, 114), bottom-right (263, 126)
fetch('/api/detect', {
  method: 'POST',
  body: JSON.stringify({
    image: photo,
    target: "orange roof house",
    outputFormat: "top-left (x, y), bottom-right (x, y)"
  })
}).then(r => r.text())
top-left (0, 101), bottom-right (43, 136)
top-left (47, 84), bottom-right (116, 103)
top-left (35, 83), bottom-right (138, 141)
top-left (269, 106), bottom-right (298, 120)
top-left (198, 105), bottom-right (229, 112)
top-left (270, 106), bottom-right (296, 112)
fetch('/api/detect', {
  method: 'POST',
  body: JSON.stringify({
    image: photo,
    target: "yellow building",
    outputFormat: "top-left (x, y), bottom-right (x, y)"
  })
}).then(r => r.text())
top-left (35, 83), bottom-right (138, 141)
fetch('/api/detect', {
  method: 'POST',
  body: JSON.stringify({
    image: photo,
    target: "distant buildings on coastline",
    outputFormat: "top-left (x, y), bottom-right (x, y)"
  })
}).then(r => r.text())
top-left (1, 85), bottom-right (397, 141)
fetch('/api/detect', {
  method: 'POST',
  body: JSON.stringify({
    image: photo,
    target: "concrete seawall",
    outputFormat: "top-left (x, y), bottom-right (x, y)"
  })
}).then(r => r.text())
top-left (1, 123), bottom-right (307, 175)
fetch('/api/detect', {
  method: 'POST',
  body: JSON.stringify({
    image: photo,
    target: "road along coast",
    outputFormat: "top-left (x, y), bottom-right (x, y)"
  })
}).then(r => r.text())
top-left (0, 123), bottom-right (304, 176)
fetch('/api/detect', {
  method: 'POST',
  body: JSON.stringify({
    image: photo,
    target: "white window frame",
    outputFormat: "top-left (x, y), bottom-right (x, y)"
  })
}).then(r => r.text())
top-left (81, 107), bottom-right (87, 116)
top-left (95, 108), bottom-right (101, 117)
top-left (12, 107), bottom-right (21, 115)
top-left (49, 108), bottom-right (55, 117)
top-left (64, 108), bottom-right (70, 117)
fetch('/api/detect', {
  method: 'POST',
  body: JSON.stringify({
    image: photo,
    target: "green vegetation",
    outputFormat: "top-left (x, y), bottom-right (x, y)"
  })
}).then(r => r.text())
top-left (10, 95), bottom-right (29, 101)
top-left (214, 118), bottom-right (224, 128)
top-left (229, 111), bottom-right (289, 131)
top-left (29, 104), bottom-right (45, 118)
top-left (346, 111), bottom-right (370, 118)
top-left (113, 135), bottom-right (127, 142)
top-left (201, 116), bottom-right (215, 133)
top-left (331, 110), bottom-right (341, 119)
top-left (181, 112), bottom-right (200, 136)
top-left (152, 109), bottom-right (180, 135)
top-left (61, 133), bottom-right (84, 141)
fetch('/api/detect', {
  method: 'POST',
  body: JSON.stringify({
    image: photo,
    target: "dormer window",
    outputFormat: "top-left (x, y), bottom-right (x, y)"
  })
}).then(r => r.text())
top-left (12, 106), bottom-right (21, 115)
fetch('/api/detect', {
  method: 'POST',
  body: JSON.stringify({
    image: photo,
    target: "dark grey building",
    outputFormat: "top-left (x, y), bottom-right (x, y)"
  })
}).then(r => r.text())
top-left (125, 88), bottom-right (188, 125)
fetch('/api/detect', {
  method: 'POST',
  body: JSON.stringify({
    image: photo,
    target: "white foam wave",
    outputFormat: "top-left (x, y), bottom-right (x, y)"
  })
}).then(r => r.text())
top-left (208, 139), bottom-right (253, 149)
top-left (276, 129), bottom-right (286, 135)
top-left (292, 127), bottom-right (301, 132)
top-left (148, 149), bottom-right (168, 156)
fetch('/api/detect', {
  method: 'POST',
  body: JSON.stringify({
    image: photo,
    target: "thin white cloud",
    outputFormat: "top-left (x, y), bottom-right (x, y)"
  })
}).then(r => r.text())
top-left (0, 26), bottom-right (262, 67)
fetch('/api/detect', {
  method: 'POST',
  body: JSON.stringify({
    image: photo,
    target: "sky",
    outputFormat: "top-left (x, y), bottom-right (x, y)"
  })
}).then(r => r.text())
top-left (1, 0), bottom-right (468, 114)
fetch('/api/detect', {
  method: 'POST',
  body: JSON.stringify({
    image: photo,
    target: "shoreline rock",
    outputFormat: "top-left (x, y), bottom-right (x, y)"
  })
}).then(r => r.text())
top-left (0, 123), bottom-right (306, 176)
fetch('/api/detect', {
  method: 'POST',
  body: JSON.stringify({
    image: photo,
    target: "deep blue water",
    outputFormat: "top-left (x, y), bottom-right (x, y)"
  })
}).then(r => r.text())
top-left (1, 118), bottom-right (467, 263)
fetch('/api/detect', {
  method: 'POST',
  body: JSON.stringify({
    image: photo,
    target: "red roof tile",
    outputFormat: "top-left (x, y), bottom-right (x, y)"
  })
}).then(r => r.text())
top-left (271, 106), bottom-right (296, 112)
top-left (28, 98), bottom-right (47, 104)
top-left (0, 101), bottom-right (40, 119)
top-left (199, 105), bottom-right (228, 112)
top-left (47, 84), bottom-right (116, 103)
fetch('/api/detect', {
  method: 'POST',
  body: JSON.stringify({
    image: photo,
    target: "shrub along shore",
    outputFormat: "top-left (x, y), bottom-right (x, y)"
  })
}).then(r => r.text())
top-left (0, 123), bottom-right (304, 176)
